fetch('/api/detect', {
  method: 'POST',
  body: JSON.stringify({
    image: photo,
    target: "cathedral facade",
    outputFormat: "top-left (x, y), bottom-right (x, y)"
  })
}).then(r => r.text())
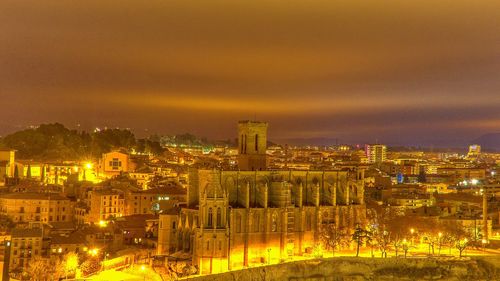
top-left (157, 122), bottom-right (367, 274)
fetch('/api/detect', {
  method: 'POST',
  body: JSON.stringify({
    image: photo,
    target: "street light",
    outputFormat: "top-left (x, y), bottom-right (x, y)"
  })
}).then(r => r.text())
top-left (402, 239), bottom-right (409, 258)
top-left (438, 232), bottom-right (443, 255)
top-left (140, 265), bottom-right (146, 281)
top-left (89, 248), bottom-right (99, 256)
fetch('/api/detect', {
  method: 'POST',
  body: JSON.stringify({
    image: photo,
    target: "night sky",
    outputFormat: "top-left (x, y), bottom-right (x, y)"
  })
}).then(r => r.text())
top-left (1, 0), bottom-right (499, 145)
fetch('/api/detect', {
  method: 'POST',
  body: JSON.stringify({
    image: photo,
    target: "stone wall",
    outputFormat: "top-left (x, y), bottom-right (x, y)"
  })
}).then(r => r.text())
top-left (185, 257), bottom-right (500, 281)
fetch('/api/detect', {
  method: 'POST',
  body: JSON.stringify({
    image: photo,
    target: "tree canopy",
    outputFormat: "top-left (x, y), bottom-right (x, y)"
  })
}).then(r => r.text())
top-left (0, 123), bottom-right (164, 161)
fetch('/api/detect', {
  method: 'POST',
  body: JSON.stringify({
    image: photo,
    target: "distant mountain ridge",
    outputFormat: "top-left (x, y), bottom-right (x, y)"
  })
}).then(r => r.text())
top-left (472, 133), bottom-right (500, 151)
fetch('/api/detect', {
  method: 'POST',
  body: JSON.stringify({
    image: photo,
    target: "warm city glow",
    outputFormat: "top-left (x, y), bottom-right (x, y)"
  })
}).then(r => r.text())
top-left (1, 2), bottom-right (500, 279)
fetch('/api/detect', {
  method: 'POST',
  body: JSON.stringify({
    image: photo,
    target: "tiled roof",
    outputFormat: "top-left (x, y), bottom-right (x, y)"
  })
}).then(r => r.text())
top-left (115, 214), bottom-right (158, 228)
top-left (50, 232), bottom-right (86, 245)
top-left (0, 192), bottom-right (68, 200)
top-left (140, 185), bottom-right (186, 195)
top-left (11, 228), bottom-right (43, 238)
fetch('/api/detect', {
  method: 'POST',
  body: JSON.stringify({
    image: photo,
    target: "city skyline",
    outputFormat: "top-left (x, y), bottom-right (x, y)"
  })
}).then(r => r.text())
top-left (1, 0), bottom-right (500, 146)
top-left (2, 1), bottom-right (500, 280)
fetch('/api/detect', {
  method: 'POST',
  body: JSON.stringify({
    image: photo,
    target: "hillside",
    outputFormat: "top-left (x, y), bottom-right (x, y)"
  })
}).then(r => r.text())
top-left (0, 123), bottom-right (142, 161)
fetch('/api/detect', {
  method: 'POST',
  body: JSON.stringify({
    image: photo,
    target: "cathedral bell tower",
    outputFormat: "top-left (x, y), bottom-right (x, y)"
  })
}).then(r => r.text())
top-left (237, 120), bottom-right (268, 171)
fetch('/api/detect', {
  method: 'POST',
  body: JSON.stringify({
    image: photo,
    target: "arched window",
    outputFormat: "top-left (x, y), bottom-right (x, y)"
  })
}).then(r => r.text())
top-left (216, 208), bottom-right (222, 228)
top-left (172, 221), bottom-right (176, 230)
top-left (255, 134), bottom-right (259, 152)
top-left (272, 213), bottom-right (278, 232)
top-left (208, 208), bottom-right (213, 227)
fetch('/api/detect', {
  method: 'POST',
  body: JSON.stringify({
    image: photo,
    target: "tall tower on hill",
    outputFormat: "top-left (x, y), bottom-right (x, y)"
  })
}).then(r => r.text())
top-left (237, 120), bottom-right (268, 171)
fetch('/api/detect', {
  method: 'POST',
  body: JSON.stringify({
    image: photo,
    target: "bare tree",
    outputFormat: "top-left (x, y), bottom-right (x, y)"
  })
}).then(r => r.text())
top-left (455, 238), bottom-right (469, 258)
top-left (25, 256), bottom-right (49, 281)
top-left (375, 229), bottom-right (391, 258)
top-left (320, 223), bottom-right (350, 257)
top-left (442, 220), bottom-right (471, 258)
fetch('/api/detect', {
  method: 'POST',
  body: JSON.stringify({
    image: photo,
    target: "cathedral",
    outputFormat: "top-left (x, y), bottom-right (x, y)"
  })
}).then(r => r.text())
top-left (158, 121), bottom-right (367, 274)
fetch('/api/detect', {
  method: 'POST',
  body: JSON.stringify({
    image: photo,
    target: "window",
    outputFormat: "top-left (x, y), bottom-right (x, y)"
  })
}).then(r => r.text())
top-left (172, 221), bottom-right (176, 229)
top-left (272, 213), bottom-right (278, 232)
top-left (207, 208), bottom-right (213, 227)
top-left (216, 208), bottom-right (222, 228)
top-left (110, 158), bottom-right (121, 170)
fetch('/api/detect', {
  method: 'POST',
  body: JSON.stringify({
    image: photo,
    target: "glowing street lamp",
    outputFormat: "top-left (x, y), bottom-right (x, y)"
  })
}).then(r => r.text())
top-left (89, 248), bottom-right (99, 256)
top-left (402, 239), bottom-right (410, 258)
top-left (410, 228), bottom-right (415, 245)
top-left (85, 163), bottom-right (93, 170)
top-left (140, 265), bottom-right (146, 281)
top-left (438, 232), bottom-right (443, 255)
top-left (481, 239), bottom-right (487, 252)
top-left (99, 220), bottom-right (108, 228)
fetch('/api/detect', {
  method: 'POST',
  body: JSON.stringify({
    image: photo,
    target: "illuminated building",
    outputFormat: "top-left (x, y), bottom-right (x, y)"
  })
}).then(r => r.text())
top-left (0, 149), bottom-right (16, 186)
top-left (159, 169), bottom-right (365, 274)
top-left (49, 231), bottom-right (87, 256)
top-left (98, 151), bottom-right (133, 178)
top-left (88, 189), bottom-right (125, 223)
top-left (467, 144), bottom-right (481, 158)
top-left (9, 228), bottom-right (43, 270)
top-left (158, 121), bottom-right (366, 274)
top-left (365, 144), bottom-right (387, 164)
top-left (237, 121), bottom-right (268, 171)
top-left (0, 193), bottom-right (73, 223)
top-left (124, 185), bottom-right (186, 215)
